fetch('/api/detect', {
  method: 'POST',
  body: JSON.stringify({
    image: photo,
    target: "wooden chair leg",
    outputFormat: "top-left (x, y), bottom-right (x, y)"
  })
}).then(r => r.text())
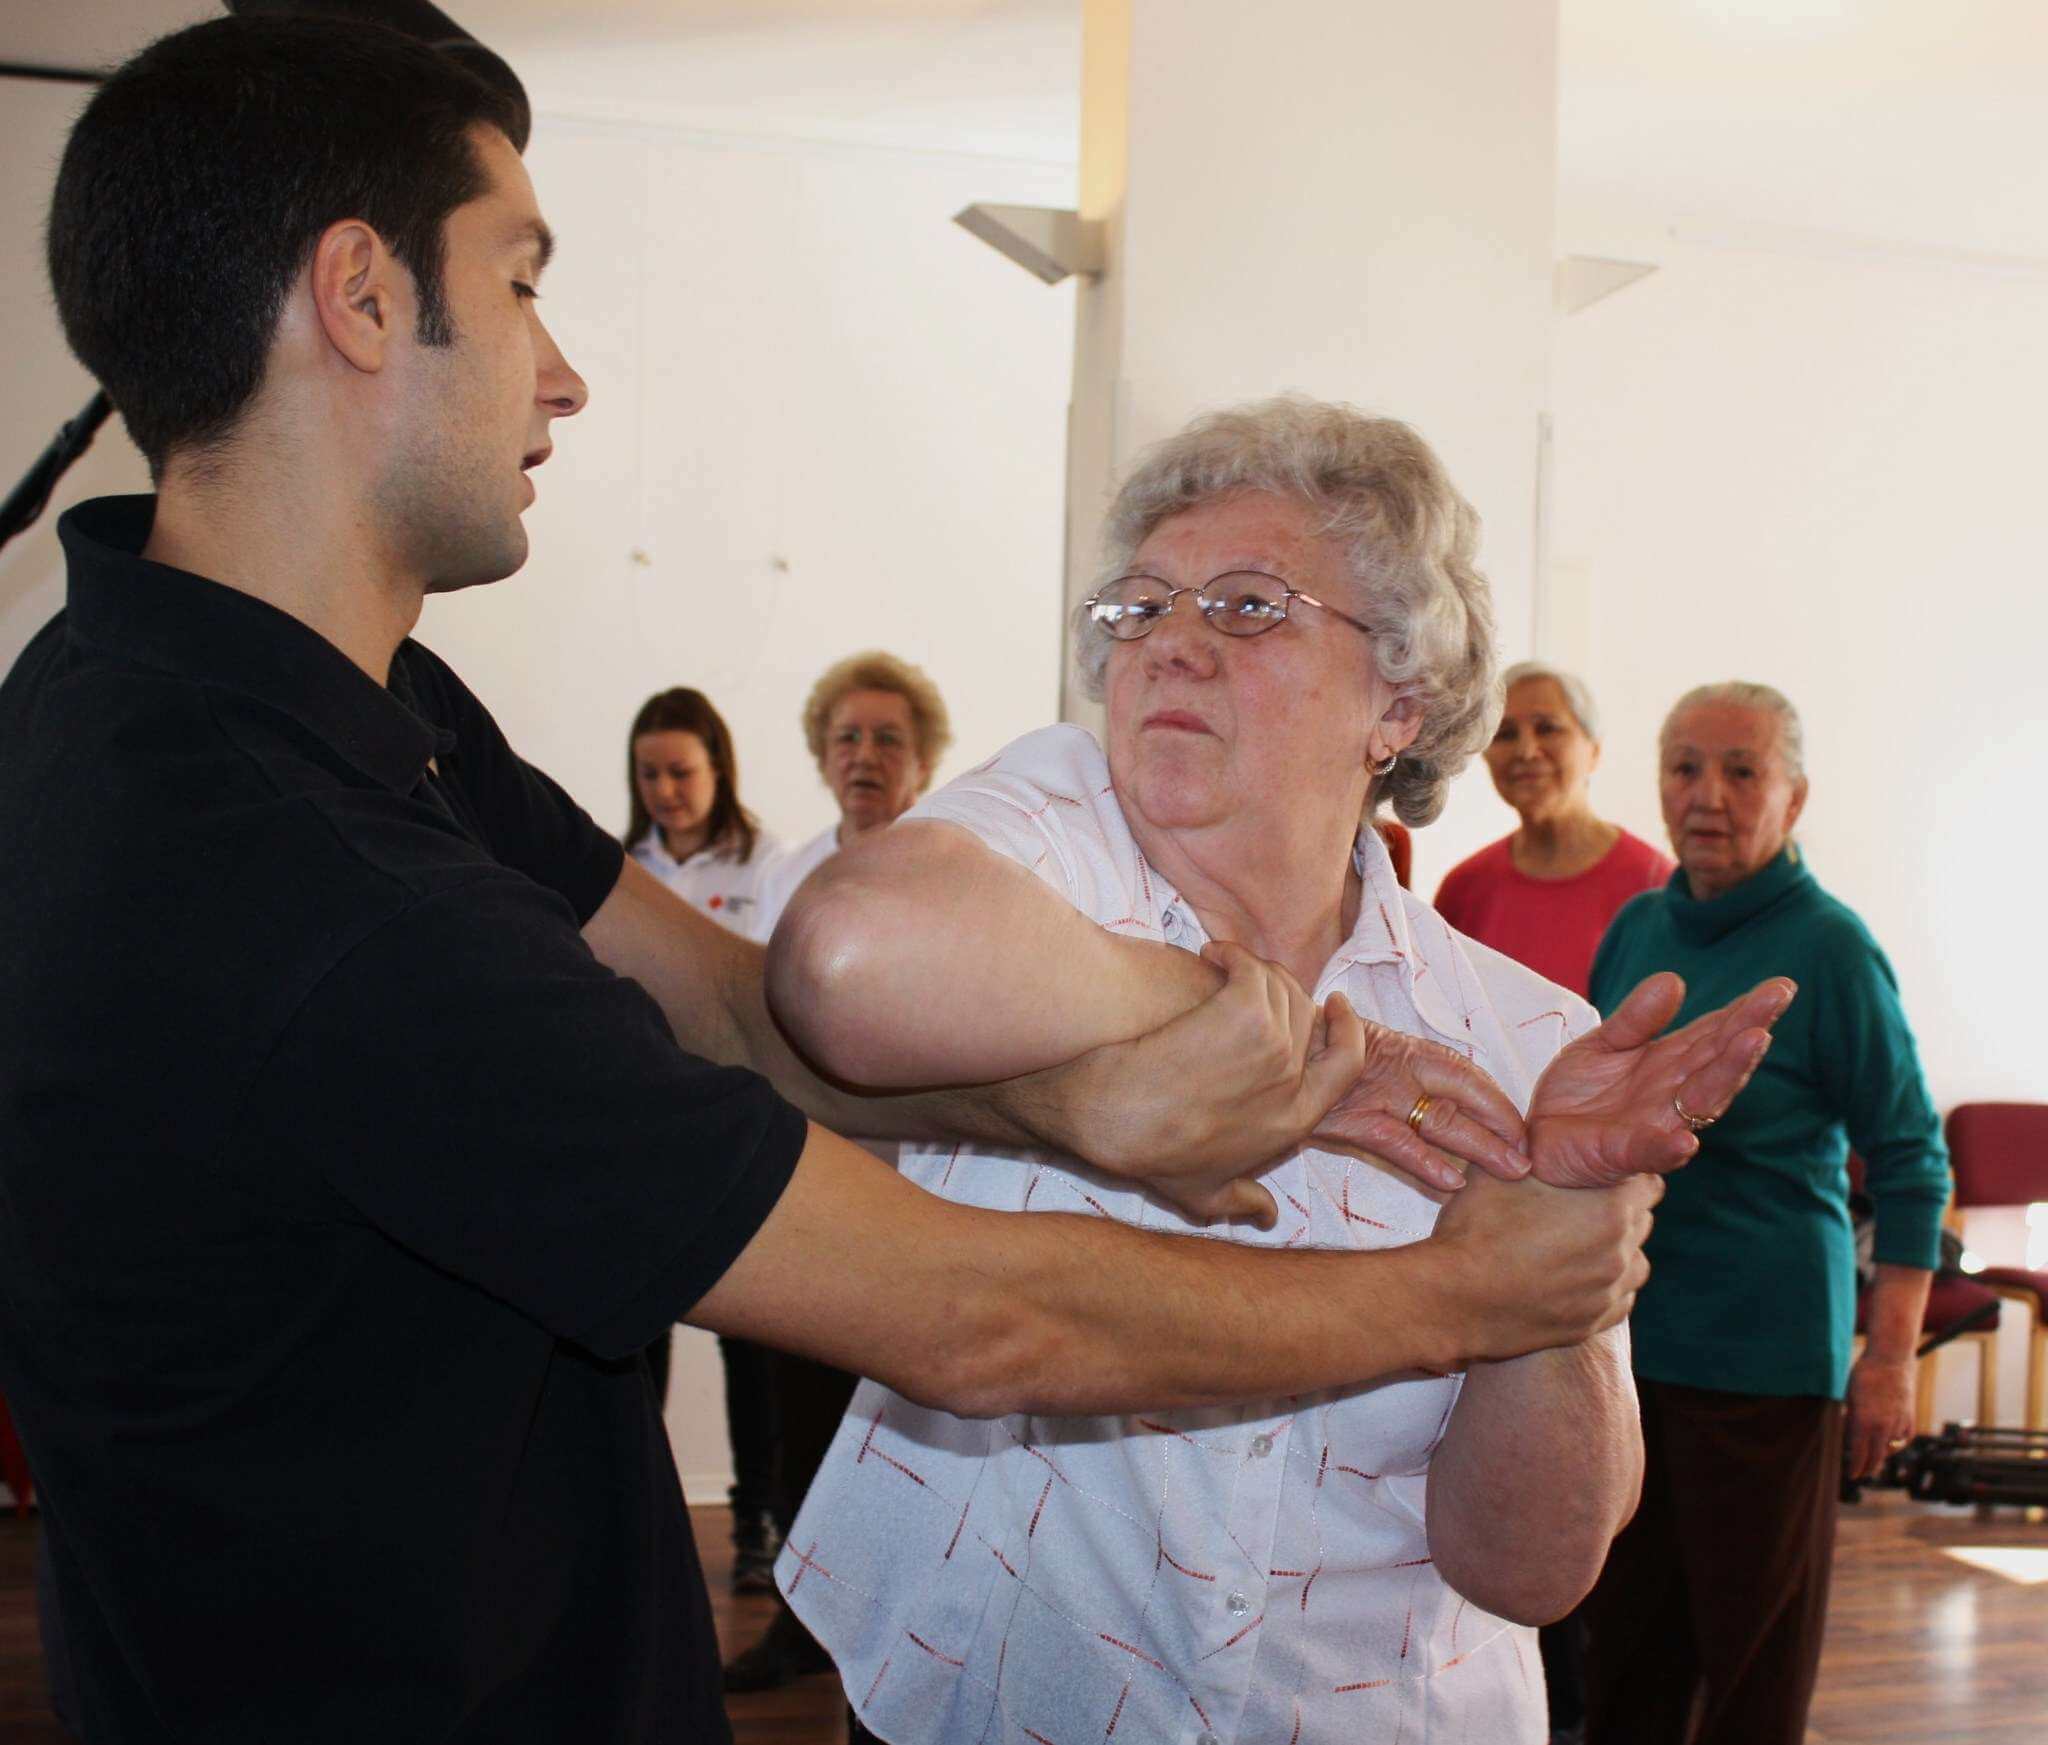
top-left (2030, 1323), bottom-right (2047, 1432)
top-left (1915, 1349), bottom-right (1939, 1433)
top-left (1974, 1331), bottom-right (1999, 1427)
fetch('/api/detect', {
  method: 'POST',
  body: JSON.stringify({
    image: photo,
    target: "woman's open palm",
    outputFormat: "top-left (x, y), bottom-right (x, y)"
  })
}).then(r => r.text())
top-left (1525, 973), bottom-right (1796, 1188)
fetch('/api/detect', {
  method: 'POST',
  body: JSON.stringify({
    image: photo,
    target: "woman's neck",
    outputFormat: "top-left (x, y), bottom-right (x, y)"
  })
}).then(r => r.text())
top-left (660, 822), bottom-right (713, 862)
top-left (1130, 807), bottom-right (1365, 993)
top-left (1511, 806), bottom-right (1617, 880)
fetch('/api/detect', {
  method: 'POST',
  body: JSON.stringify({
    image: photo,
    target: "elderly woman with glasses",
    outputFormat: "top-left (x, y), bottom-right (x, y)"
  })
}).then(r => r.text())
top-left (760, 398), bottom-right (1790, 1744)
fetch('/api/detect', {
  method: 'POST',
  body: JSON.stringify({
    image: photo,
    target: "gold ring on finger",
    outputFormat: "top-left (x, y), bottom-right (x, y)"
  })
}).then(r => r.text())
top-left (1406, 1093), bottom-right (1433, 1134)
top-left (1672, 1094), bottom-right (1716, 1133)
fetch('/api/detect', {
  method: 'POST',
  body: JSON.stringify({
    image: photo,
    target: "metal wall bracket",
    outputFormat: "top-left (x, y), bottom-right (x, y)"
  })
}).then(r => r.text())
top-left (953, 204), bottom-right (1107, 286)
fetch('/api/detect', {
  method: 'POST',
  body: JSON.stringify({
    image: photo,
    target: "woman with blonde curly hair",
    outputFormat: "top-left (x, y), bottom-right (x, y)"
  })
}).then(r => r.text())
top-left (749, 650), bottom-right (952, 937)
top-left (762, 396), bottom-right (1791, 1742)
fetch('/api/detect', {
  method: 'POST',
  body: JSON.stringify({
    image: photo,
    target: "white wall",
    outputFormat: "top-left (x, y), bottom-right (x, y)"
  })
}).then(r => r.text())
top-left (1545, 225), bottom-right (2048, 1426)
top-left (431, 116), bottom-right (1077, 1494)
top-left (1, 84), bottom-right (1077, 1499)
top-left (1071, 0), bottom-right (1558, 908)
top-left (0, 78), bottom-right (154, 667)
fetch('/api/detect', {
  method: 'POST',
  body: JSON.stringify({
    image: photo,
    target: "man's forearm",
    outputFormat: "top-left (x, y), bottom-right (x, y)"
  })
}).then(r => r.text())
top-left (585, 848), bottom-right (1217, 1156)
top-left (688, 1124), bottom-right (1469, 1413)
top-left (1425, 1326), bottom-right (1641, 1626)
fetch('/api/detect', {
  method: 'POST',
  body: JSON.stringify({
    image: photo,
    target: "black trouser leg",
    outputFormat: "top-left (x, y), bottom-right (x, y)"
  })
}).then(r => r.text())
top-left (1539, 1610), bottom-right (1586, 1731)
top-left (717, 1334), bottom-right (785, 1525)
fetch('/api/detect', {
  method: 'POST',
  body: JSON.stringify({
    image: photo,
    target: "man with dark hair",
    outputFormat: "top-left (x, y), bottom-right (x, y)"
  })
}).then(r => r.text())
top-left (0, 15), bottom-right (1779, 1743)
top-left (46, 17), bottom-right (525, 479)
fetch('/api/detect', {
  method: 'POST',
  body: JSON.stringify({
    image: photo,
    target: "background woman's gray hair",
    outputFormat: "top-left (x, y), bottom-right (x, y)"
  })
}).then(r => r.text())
top-left (1661, 680), bottom-right (1806, 781)
top-left (1071, 394), bottom-right (1499, 828)
top-left (1500, 659), bottom-right (1601, 742)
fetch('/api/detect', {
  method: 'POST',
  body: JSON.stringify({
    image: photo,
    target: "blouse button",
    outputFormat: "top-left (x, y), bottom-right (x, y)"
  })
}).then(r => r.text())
top-left (1196, 1734), bottom-right (1223, 1745)
top-left (1248, 1434), bottom-right (1273, 1458)
top-left (1226, 1590), bottom-right (1252, 1618)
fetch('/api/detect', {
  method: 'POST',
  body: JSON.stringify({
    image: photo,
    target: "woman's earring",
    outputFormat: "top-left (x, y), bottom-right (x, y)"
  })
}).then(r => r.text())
top-left (1369, 752), bottom-right (1398, 778)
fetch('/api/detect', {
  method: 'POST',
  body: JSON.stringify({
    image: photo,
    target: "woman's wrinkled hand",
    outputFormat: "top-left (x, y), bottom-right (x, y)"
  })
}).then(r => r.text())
top-left (1844, 1353), bottom-right (1917, 1480)
top-left (1307, 1025), bottom-right (1530, 1195)
top-left (1524, 973), bottom-right (1796, 1189)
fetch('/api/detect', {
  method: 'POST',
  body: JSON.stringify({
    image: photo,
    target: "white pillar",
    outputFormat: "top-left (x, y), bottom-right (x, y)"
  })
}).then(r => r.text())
top-left (1063, 0), bottom-right (1559, 881)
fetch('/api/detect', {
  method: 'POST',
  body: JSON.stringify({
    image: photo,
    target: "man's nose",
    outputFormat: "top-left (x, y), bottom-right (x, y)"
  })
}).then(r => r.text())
top-left (535, 319), bottom-right (589, 418)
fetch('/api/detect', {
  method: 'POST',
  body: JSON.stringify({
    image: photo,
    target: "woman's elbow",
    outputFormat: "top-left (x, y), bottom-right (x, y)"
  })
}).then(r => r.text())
top-left (763, 874), bottom-right (902, 1082)
top-left (1436, 1548), bottom-right (1606, 1628)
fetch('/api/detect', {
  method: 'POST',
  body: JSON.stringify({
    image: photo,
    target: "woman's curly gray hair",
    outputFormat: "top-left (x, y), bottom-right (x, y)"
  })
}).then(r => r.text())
top-left (1072, 395), bottom-right (1499, 828)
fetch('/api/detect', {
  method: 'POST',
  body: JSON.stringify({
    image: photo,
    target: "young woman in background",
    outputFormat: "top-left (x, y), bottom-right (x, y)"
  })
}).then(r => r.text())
top-left (623, 686), bottom-right (785, 1591)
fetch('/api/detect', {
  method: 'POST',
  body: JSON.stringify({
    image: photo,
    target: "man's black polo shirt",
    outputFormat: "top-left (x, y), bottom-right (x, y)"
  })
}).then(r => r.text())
top-left (0, 497), bottom-right (806, 1743)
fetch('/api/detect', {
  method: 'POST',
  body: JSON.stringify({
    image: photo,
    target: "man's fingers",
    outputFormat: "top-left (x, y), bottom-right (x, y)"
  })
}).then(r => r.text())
top-left (1180, 1177), bottom-right (1280, 1231)
top-left (1298, 995), bottom-right (1369, 1115)
top-left (1589, 971), bottom-right (1687, 1054)
top-left (1203, 938), bottom-right (1313, 1057)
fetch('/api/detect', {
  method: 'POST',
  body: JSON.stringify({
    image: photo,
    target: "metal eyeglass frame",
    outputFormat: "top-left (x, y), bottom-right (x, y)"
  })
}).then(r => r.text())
top-left (1084, 570), bottom-right (1377, 642)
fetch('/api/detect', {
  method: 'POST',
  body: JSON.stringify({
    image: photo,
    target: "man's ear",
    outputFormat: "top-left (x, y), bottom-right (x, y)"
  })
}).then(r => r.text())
top-left (309, 219), bottom-right (404, 375)
top-left (1368, 691), bottom-right (1425, 765)
top-left (1785, 774), bottom-right (1810, 833)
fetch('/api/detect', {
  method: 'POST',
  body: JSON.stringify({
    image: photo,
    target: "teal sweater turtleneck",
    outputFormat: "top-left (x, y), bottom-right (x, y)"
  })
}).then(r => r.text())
top-left (1589, 847), bottom-right (1949, 1399)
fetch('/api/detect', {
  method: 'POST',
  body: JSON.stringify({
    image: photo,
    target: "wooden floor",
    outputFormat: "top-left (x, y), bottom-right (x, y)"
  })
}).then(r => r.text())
top-left (2, 1496), bottom-right (2042, 1741)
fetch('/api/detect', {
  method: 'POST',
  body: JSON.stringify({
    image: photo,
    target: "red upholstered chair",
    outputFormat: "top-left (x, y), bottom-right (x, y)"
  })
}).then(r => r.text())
top-left (1945, 1102), bottom-right (2048, 1429)
top-left (1848, 1153), bottom-right (2001, 1431)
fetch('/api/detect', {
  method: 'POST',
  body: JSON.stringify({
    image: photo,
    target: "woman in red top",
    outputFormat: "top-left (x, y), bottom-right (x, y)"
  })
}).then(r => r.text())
top-left (1436, 663), bottom-right (1673, 998)
top-left (1435, 660), bottom-right (1673, 1744)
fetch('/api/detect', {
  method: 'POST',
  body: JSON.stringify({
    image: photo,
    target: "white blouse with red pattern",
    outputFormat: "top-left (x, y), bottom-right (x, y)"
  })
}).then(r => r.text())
top-left (781, 724), bottom-right (1597, 1745)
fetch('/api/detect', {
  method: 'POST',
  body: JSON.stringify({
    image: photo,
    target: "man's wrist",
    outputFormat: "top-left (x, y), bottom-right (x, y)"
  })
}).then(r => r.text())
top-left (1383, 1241), bottom-right (1471, 1376)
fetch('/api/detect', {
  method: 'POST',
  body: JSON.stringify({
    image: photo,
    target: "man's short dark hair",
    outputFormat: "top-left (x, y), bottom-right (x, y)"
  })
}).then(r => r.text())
top-left (47, 16), bottom-right (524, 477)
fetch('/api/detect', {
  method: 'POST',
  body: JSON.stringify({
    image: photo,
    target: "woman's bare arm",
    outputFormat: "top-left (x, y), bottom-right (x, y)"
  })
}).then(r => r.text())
top-left (1424, 1173), bottom-right (1654, 1624)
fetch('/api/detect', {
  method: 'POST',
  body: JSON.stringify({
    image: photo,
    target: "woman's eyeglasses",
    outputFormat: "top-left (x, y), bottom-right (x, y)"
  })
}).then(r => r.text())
top-left (1084, 570), bottom-right (1376, 642)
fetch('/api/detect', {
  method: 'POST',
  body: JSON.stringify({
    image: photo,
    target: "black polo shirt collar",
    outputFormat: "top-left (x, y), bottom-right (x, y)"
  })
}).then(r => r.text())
top-left (59, 493), bottom-right (455, 794)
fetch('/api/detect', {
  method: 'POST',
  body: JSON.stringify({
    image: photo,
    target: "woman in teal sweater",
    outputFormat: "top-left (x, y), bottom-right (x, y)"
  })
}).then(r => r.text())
top-left (1579, 681), bottom-right (1950, 1745)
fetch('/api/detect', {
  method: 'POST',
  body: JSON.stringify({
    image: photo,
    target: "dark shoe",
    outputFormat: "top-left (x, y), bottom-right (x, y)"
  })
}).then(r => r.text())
top-left (732, 1543), bottom-right (779, 1593)
top-left (729, 1507), bottom-right (783, 1593)
top-left (721, 1609), bottom-right (833, 1693)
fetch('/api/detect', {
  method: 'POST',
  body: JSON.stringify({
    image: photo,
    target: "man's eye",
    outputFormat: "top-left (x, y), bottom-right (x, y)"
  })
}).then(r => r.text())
top-left (513, 282), bottom-right (540, 301)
